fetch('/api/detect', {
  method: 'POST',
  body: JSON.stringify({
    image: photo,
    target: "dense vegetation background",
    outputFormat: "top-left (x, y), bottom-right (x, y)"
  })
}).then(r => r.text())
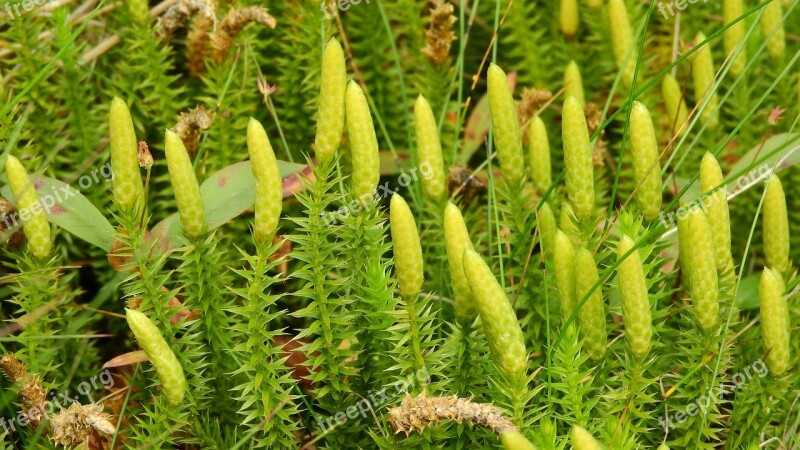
top-left (1, 0), bottom-right (800, 448)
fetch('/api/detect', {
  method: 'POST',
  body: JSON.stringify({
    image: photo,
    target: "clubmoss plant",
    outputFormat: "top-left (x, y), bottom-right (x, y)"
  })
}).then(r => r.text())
top-left (685, 207), bottom-right (720, 333)
top-left (555, 229), bottom-right (577, 322)
top-left (763, 174), bottom-right (790, 275)
top-left (700, 152), bottom-right (734, 275)
top-left (760, 0), bottom-right (786, 61)
top-left (562, 96), bottom-right (594, 224)
top-left (564, 60), bottom-right (585, 107)
top-left (463, 249), bottom-right (527, 380)
top-left (560, 0), bottom-right (579, 37)
top-left (391, 194), bottom-right (425, 299)
top-left (414, 95), bottom-right (447, 202)
top-left (574, 247), bottom-right (607, 361)
top-left (628, 102), bottom-right (662, 221)
top-left (607, 0), bottom-right (636, 86)
top-left (126, 308), bottom-right (186, 405)
top-left (4, 156), bottom-right (50, 259)
top-left (346, 80), bottom-right (380, 205)
top-left (662, 74), bottom-right (689, 138)
top-left (444, 202), bottom-right (476, 321)
top-left (538, 202), bottom-right (557, 257)
top-left (164, 130), bottom-right (205, 238)
top-left (463, 248), bottom-right (531, 426)
top-left (315, 38), bottom-right (347, 166)
top-left (528, 116), bottom-right (552, 197)
top-left (501, 430), bottom-right (538, 450)
top-left (248, 118), bottom-right (282, 244)
top-left (488, 63), bottom-right (525, 185)
top-left (723, 0), bottom-right (747, 76)
top-left (108, 96), bottom-right (145, 215)
top-left (759, 267), bottom-right (790, 376)
top-left (690, 33), bottom-right (720, 129)
top-left (570, 425), bottom-right (602, 450)
top-left (616, 234), bottom-right (652, 359)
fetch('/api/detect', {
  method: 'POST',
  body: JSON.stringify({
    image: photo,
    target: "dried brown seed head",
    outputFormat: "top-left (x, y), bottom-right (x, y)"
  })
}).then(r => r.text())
top-left (156, 0), bottom-right (216, 40)
top-left (211, 7), bottom-right (276, 63)
top-left (187, 15), bottom-right (214, 76)
top-left (388, 394), bottom-right (518, 436)
top-left (137, 141), bottom-right (153, 169)
top-left (50, 403), bottom-right (116, 447)
top-left (422, 0), bottom-right (456, 65)
top-left (516, 87), bottom-right (553, 128)
top-left (173, 107), bottom-right (214, 156)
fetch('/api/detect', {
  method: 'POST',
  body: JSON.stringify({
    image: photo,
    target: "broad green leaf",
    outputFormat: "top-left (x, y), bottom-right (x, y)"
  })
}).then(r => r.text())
top-left (735, 272), bottom-right (761, 311)
top-left (1, 176), bottom-right (115, 251)
top-left (148, 160), bottom-right (307, 251)
top-left (727, 133), bottom-right (800, 182)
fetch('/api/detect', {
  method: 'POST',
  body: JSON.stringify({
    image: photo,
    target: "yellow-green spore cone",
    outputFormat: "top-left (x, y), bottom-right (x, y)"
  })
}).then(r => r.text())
top-left (528, 115), bottom-right (552, 195)
top-left (562, 95), bottom-right (594, 223)
top-left (346, 80), bottom-right (380, 206)
top-left (560, 0), bottom-right (579, 37)
top-left (109, 96), bottom-right (145, 213)
top-left (628, 102), bottom-right (662, 221)
top-left (608, 0), bottom-right (636, 86)
top-left (414, 95), bottom-right (447, 201)
top-left (662, 74), bottom-right (689, 137)
top-left (247, 118), bottom-right (282, 244)
top-left (538, 202), bottom-right (557, 257)
top-left (686, 207), bottom-right (720, 333)
top-left (700, 152), bottom-right (733, 273)
top-left (564, 60), bottom-right (585, 106)
top-left (763, 175), bottom-right (790, 274)
top-left (125, 309), bottom-right (186, 405)
top-left (760, 267), bottom-right (791, 376)
top-left (444, 202), bottom-right (476, 321)
top-left (487, 64), bottom-right (525, 184)
top-left (314, 38), bottom-right (347, 165)
top-left (390, 194), bottom-right (424, 298)
top-left (616, 234), bottom-right (652, 359)
top-left (723, 0), bottom-right (747, 76)
top-left (555, 229), bottom-right (577, 322)
top-left (164, 130), bottom-right (205, 239)
top-left (5, 156), bottom-right (51, 259)
top-left (571, 426), bottom-right (602, 450)
top-left (690, 33), bottom-right (719, 129)
top-left (760, 0), bottom-right (785, 61)
top-left (501, 430), bottom-right (538, 450)
top-left (463, 249), bottom-right (528, 380)
top-left (575, 248), bottom-right (607, 361)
